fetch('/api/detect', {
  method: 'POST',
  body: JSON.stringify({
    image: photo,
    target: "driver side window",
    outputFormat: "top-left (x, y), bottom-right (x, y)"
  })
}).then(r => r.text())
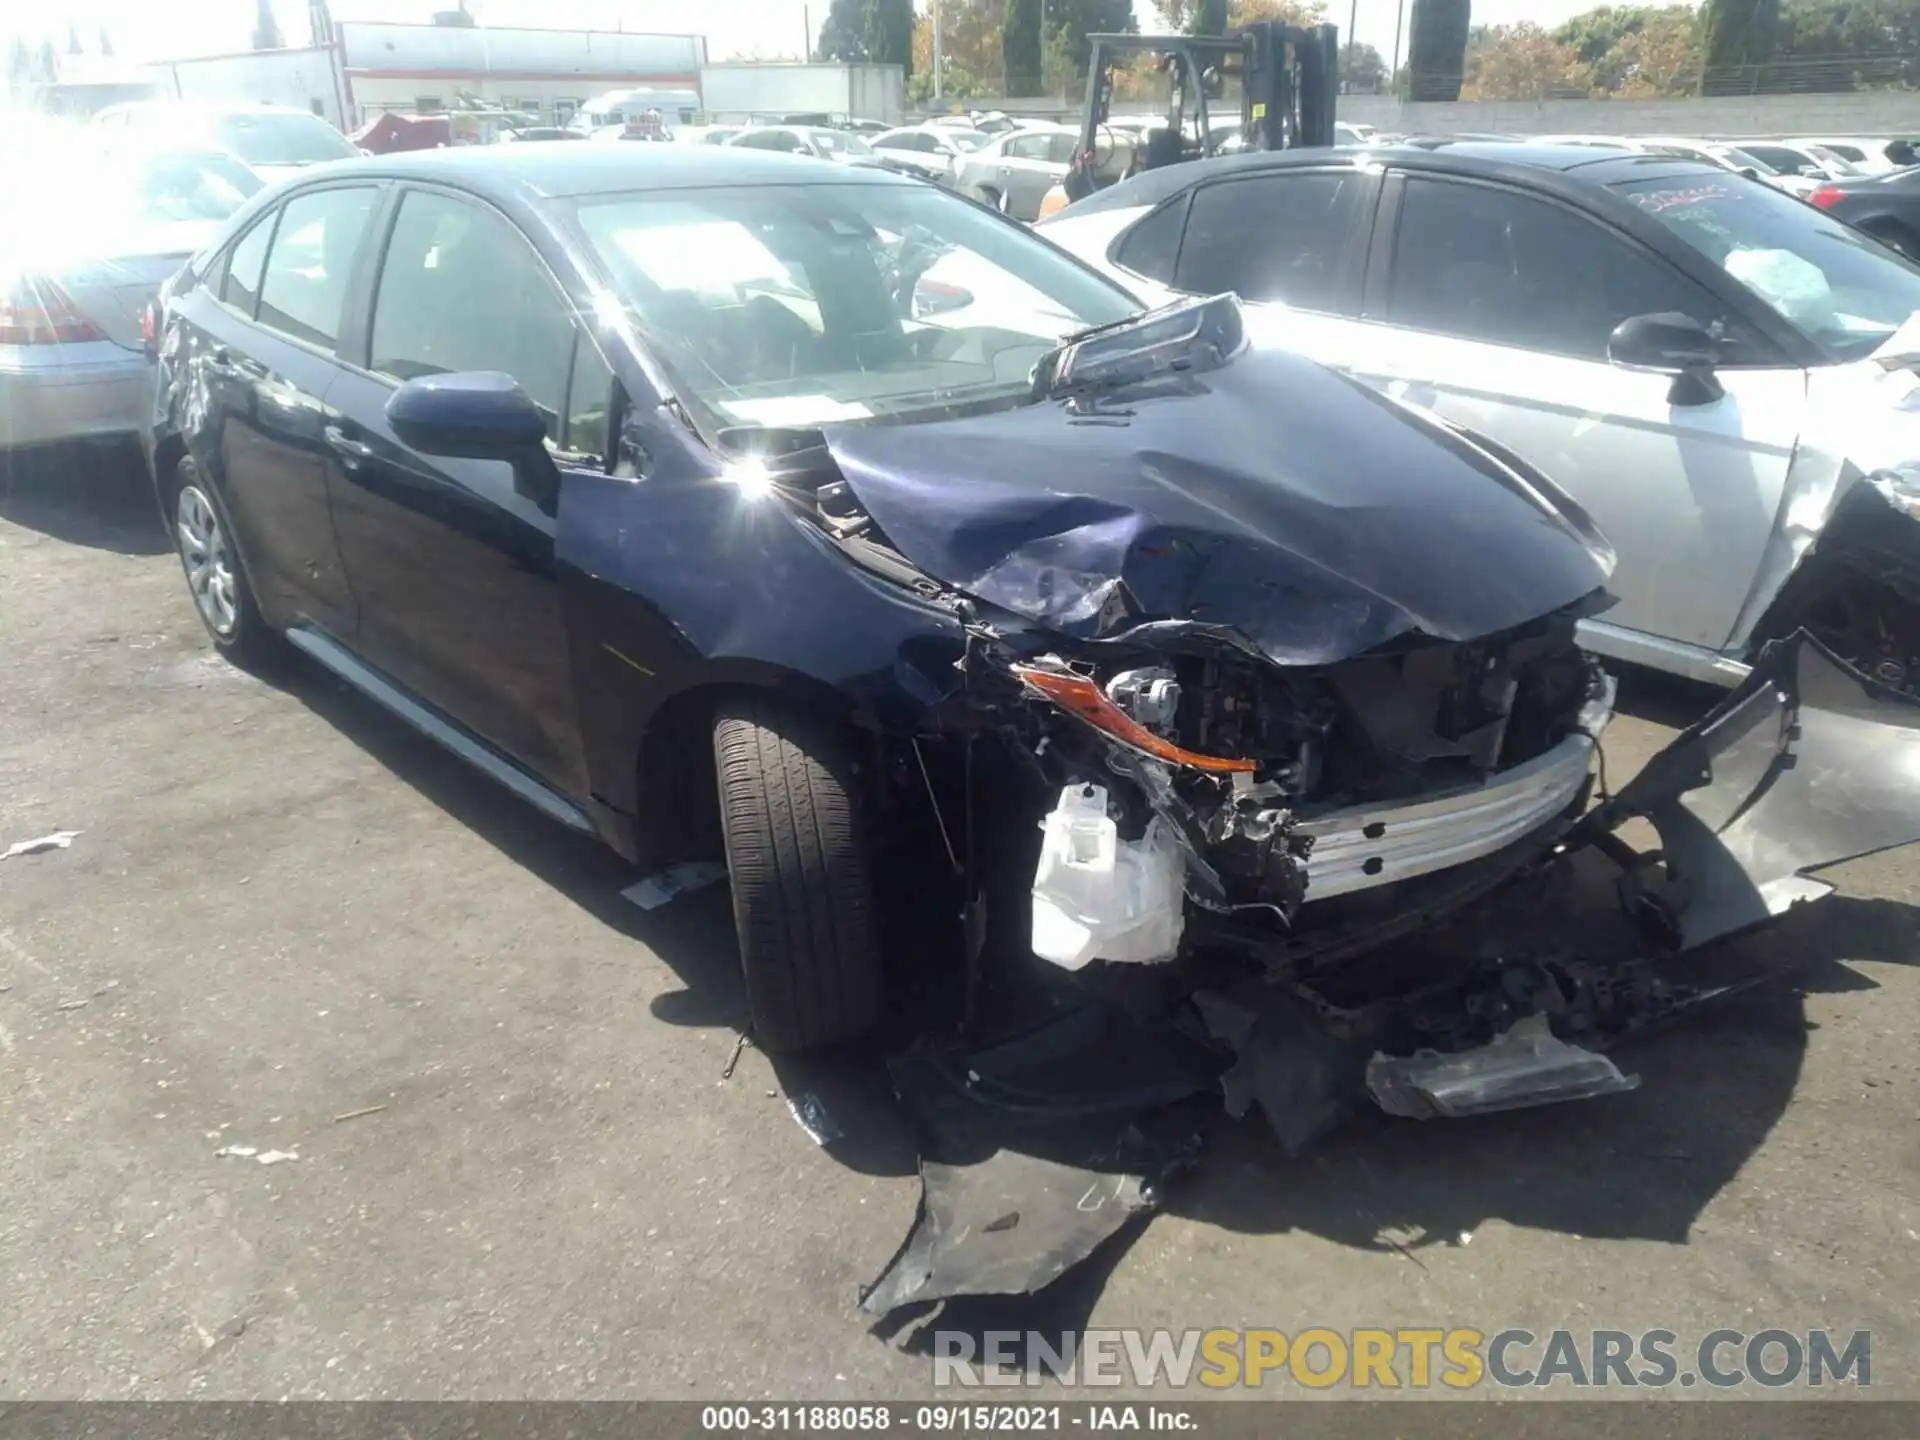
top-left (1382, 178), bottom-right (1729, 361)
top-left (369, 189), bottom-right (584, 444)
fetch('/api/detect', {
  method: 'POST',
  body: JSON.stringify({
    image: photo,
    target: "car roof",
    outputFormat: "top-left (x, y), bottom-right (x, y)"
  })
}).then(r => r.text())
top-left (297, 143), bottom-right (914, 200)
top-left (1056, 141), bottom-right (1722, 218)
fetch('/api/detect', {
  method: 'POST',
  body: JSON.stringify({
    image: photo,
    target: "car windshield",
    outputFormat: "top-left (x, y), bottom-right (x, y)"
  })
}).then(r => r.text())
top-left (810, 130), bottom-right (874, 157)
top-left (210, 113), bottom-right (357, 165)
top-left (109, 150), bottom-right (263, 224)
top-left (573, 181), bottom-right (1139, 431)
top-left (1613, 173), bottom-right (1920, 363)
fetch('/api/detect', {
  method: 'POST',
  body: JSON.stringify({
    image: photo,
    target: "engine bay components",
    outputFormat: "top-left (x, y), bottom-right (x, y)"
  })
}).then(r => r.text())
top-left (1030, 784), bottom-right (1186, 969)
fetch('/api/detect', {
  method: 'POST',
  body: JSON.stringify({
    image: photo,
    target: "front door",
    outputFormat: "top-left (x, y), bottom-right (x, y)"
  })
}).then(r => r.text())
top-left (1331, 174), bottom-right (1808, 653)
top-left (322, 187), bottom-right (611, 796)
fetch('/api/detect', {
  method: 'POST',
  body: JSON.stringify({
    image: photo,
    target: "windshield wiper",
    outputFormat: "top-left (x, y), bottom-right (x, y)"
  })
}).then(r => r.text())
top-left (1032, 292), bottom-right (1247, 399)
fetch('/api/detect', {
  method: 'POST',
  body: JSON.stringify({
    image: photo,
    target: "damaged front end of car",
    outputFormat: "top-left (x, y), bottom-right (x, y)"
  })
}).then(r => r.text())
top-left (724, 297), bottom-right (1920, 1316)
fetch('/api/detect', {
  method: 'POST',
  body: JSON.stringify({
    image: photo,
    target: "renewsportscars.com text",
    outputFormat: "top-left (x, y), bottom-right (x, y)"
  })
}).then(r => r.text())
top-left (932, 1328), bottom-right (1871, 1390)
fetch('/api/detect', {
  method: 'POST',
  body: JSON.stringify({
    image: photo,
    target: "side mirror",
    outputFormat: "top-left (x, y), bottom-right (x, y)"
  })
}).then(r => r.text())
top-left (1739, 166), bottom-right (1762, 180)
top-left (1608, 313), bottom-right (1724, 405)
top-left (386, 372), bottom-right (560, 508)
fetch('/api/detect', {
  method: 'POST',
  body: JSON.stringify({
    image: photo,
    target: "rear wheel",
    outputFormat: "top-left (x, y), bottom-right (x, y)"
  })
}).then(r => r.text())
top-left (168, 457), bottom-right (278, 665)
top-left (713, 694), bottom-right (883, 1052)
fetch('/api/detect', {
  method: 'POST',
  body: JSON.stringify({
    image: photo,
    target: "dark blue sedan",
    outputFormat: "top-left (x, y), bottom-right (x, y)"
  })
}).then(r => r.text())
top-left (147, 144), bottom-right (1655, 1054)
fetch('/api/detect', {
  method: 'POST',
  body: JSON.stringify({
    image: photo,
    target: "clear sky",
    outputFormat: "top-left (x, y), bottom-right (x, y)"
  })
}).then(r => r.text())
top-left (17, 0), bottom-right (1623, 71)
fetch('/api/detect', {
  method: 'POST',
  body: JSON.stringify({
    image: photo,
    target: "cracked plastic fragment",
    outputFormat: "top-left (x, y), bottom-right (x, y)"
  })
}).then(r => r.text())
top-left (1581, 630), bottom-right (1920, 951)
top-left (1194, 989), bottom-right (1367, 1154)
top-left (859, 1008), bottom-right (1212, 1315)
top-left (1366, 1014), bottom-right (1640, 1120)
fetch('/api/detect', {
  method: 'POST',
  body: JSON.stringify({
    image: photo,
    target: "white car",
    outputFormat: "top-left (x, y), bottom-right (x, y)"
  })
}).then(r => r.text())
top-left (1040, 142), bottom-right (1920, 689)
top-left (92, 101), bottom-right (356, 180)
top-left (869, 125), bottom-right (990, 185)
top-left (1735, 139), bottom-right (1862, 182)
top-left (1786, 136), bottom-right (1920, 175)
top-left (1531, 133), bottom-right (1822, 198)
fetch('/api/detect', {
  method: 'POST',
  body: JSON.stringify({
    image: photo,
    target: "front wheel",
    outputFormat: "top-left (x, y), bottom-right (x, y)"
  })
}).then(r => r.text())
top-left (169, 457), bottom-right (277, 665)
top-left (713, 695), bottom-right (883, 1052)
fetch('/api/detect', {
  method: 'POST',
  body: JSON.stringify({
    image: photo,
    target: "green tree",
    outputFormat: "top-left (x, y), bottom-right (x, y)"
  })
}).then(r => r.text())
top-left (1461, 20), bottom-right (1589, 98)
top-left (1190, 0), bottom-right (1230, 35)
top-left (1407, 0), bottom-right (1472, 100)
top-left (815, 0), bottom-right (862, 60)
top-left (1341, 40), bottom-right (1387, 90)
top-left (1052, 0), bottom-right (1138, 75)
top-left (1700, 0), bottom-right (1779, 93)
top-left (252, 0), bottom-right (285, 50)
top-left (1005, 0), bottom-right (1044, 92)
top-left (865, 0), bottom-right (914, 70)
top-left (1553, 5), bottom-right (1701, 95)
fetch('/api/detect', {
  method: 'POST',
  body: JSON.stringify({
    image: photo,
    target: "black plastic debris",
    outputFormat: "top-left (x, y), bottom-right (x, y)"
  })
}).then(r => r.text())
top-left (859, 1006), bottom-right (1214, 1317)
top-left (1193, 989), bottom-right (1368, 1154)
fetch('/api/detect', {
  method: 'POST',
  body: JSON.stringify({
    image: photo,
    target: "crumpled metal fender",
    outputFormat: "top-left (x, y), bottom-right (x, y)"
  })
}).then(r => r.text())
top-left (1578, 629), bottom-right (1920, 951)
top-left (1725, 358), bottom-right (1920, 654)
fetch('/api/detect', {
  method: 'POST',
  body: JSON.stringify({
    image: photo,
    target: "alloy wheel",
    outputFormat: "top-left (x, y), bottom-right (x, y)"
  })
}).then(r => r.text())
top-left (176, 483), bottom-right (238, 637)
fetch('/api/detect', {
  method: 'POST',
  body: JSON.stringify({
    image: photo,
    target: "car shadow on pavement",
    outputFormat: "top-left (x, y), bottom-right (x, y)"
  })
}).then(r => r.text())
top-left (1177, 886), bottom-right (1920, 1258)
top-left (256, 642), bottom-right (1920, 1331)
top-left (254, 645), bottom-right (924, 1181)
top-left (0, 443), bottom-right (170, 556)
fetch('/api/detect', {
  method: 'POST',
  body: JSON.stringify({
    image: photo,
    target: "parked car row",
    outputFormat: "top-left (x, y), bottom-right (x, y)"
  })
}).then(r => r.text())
top-left (128, 139), bottom-right (1920, 1153)
top-left (1037, 138), bottom-right (1920, 694)
top-left (1, 116), bottom-right (268, 464)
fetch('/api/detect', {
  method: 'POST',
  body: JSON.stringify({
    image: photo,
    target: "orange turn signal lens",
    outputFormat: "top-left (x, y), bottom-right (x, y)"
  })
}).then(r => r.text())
top-left (1012, 664), bottom-right (1256, 774)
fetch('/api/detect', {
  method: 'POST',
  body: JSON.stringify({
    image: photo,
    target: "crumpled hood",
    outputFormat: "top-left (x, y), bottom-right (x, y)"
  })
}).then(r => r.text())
top-left (822, 345), bottom-right (1613, 666)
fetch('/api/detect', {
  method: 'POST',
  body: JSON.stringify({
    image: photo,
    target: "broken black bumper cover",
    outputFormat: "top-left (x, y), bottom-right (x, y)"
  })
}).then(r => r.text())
top-left (861, 632), bottom-right (1920, 1315)
top-left (859, 1007), bottom-right (1215, 1317)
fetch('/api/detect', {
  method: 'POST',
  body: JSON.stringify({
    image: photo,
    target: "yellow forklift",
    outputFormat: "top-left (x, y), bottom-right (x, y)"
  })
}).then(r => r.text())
top-left (1040, 19), bottom-right (1340, 217)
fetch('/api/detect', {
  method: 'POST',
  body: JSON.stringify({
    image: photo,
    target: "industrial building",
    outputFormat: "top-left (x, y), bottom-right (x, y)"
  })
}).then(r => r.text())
top-left (141, 19), bottom-right (903, 132)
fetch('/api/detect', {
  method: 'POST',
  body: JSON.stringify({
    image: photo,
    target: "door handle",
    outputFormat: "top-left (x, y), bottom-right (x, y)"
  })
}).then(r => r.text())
top-left (323, 425), bottom-right (375, 462)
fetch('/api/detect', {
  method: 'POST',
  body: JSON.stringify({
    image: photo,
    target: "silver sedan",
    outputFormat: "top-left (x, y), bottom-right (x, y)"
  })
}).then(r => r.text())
top-left (2, 130), bottom-right (264, 468)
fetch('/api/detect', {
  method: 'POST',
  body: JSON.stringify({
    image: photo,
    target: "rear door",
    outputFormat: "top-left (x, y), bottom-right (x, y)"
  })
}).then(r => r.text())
top-left (186, 184), bottom-right (382, 636)
top-left (999, 133), bottom-right (1056, 218)
top-left (1337, 173), bottom-right (1808, 651)
top-left (321, 186), bottom-right (608, 794)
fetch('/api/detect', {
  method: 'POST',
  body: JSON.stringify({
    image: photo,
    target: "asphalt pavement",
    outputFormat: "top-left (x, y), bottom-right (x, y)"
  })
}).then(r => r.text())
top-left (2, 448), bottom-right (1916, 1400)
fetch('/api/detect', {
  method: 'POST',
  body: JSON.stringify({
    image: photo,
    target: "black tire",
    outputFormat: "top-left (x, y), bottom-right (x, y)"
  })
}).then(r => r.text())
top-left (713, 694), bottom-right (883, 1053)
top-left (165, 455), bottom-right (280, 666)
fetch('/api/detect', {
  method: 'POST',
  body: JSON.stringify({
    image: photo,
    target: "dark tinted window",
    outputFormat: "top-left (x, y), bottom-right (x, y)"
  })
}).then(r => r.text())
top-left (1384, 177), bottom-right (1720, 360)
top-left (1172, 171), bottom-right (1359, 309)
top-left (1046, 133), bottom-right (1078, 166)
top-left (1741, 143), bottom-right (1819, 175)
top-left (370, 190), bottom-right (576, 440)
top-left (221, 211), bottom-right (276, 316)
top-left (1114, 199), bottom-right (1186, 283)
top-left (256, 187), bottom-right (377, 349)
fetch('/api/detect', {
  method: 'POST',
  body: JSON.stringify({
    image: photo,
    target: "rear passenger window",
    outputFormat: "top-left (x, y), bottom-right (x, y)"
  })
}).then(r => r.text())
top-left (370, 190), bottom-right (577, 442)
top-left (256, 187), bottom-right (377, 349)
top-left (1383, 177), bottom-right (1721, 361)
top-left (220, 213), bottom-right (275, 317)
top-left (1114, 199), bottom-right (1187, 284)
top-left (1173, 172), bottom-right (1360, 309)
